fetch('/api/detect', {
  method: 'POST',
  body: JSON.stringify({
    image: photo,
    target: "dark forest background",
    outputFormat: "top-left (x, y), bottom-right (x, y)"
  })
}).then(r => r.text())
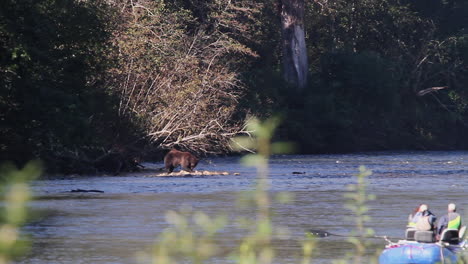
top-left (1, 0), bottom-right (467, 174)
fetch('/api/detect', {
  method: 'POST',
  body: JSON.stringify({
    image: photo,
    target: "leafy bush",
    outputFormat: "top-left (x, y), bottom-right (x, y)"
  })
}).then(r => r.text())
top-left (0, 0), bottom-right (138, 173)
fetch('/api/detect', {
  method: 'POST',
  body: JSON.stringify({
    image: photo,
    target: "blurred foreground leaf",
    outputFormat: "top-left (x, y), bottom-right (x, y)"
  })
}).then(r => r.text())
top-left (0, 161), bottom-right (40, 264)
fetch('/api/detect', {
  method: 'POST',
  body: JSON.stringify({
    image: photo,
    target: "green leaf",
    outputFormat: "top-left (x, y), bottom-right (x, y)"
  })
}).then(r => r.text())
top-left (241, 154), bottom-right (267, 167)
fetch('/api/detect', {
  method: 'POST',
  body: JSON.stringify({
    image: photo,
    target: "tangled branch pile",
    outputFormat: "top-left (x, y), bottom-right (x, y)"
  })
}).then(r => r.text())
top-left (107, 0), bottom-right (261, 154)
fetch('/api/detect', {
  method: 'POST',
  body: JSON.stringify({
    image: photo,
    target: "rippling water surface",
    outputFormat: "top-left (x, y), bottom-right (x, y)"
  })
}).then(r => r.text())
top-left (21, 151), bottom-right (468, 263)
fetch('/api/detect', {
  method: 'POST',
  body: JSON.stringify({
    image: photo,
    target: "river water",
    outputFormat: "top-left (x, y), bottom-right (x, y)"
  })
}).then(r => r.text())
top-left (20, 151), bottom-right (467, 263)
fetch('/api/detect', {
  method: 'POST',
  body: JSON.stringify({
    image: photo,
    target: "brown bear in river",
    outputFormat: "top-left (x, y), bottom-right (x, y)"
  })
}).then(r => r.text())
top-left (164, 149), bottom-right (199, 173)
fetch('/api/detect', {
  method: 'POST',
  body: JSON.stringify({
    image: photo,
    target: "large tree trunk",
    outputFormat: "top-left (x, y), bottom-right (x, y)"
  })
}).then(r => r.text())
top-left (280, 0), bottom-right (308, 90)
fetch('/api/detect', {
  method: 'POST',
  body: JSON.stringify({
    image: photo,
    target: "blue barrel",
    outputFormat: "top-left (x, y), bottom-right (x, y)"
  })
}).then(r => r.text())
top-left (379, 242), bottom-right (458, 264)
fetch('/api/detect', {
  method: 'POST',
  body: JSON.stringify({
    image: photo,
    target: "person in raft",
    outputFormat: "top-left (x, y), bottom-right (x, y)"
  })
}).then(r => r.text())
top-left (408, 204), bottom-right (423, 228)
top-left (414, 204), bottom-right (437, 231)
top-left (436, 203), bottom-right (462, 239)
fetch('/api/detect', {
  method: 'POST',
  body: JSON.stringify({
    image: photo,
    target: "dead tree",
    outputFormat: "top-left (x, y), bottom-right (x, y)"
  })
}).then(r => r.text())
top-left (280, 0), bottom-right (308, 90)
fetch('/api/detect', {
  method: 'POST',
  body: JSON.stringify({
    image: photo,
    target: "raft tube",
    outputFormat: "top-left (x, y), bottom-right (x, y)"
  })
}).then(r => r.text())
top-left (379, 241), bottom-right (459, 264)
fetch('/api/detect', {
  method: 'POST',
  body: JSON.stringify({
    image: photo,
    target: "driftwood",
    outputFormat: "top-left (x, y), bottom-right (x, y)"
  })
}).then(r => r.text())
top-left (149, 170), bottom-right (232, 177)
top-left (70, 189), bottom-right (104, 193)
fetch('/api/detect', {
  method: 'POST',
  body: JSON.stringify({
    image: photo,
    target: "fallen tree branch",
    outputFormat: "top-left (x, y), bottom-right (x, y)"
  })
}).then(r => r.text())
top-left (417, 86), bottom-right (448, 96)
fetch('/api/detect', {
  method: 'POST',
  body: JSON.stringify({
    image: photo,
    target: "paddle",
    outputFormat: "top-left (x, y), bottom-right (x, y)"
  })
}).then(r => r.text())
top-left (307, 229), bottom-right (402, 242)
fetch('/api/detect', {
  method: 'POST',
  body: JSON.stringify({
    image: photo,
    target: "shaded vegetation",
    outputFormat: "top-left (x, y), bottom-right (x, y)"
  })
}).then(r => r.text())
top-left (1, 0), bottom-right (467, 173)
top-left (261, 0), bottom-right (468, 153)
top-left (0, 0), bottom-right (146, 174)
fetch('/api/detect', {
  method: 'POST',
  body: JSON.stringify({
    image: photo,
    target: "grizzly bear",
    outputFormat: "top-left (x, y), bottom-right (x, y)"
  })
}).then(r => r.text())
top-left (164, 149), bottom-right (199, 173)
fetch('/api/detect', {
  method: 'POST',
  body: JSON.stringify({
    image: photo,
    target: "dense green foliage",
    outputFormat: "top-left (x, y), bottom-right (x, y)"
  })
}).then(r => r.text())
top-left (0, 0), bottom-right (149, 173)
top-left (271, 0), bottom-right (468, 152)
top-left (1, 0), bottom-right (467, 173)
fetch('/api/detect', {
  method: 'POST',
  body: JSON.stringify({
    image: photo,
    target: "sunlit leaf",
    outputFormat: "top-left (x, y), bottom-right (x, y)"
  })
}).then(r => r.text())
top-left (275, 192), bottom-right (294, 204)
top-left (230, 136), bottom-right (257, 151)
top-left (271, 142), bottom-right (296, 154)
top-left (241, 154), bottom-right (267, 167)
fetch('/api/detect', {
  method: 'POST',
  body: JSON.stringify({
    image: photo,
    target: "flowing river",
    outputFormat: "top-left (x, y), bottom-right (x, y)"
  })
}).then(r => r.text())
top-left (20, 151), bottom-right (467, 263)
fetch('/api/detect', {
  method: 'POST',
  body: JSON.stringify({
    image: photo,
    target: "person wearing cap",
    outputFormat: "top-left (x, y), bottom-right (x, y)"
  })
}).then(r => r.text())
top-left (436, 203), bottom-right (462, 238)
top-left (407, 204), bottom-right (423, 228)
top-left (414, 204), bottom-right (437, 231)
